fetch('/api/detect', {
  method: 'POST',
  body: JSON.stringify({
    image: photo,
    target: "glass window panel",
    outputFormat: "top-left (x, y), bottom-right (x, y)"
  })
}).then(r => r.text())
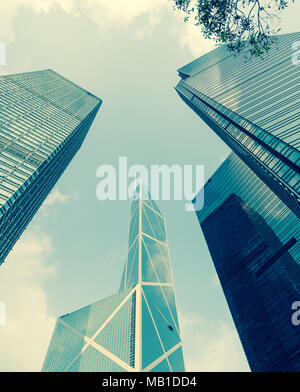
top-left (167, 347), bottom-right (185, 372)
top-left (142, 203), bottom-right (166, 243)
top-left (142, 237), bottom-right (159, 283)
top-left (142, 294), bottom-right (164, 369)
top-left (142, 235), bottom-right (172, 284)
top-left (142, 286), bottom-right (181, 353)
top-left (150, 359), bottom-right (171, 372)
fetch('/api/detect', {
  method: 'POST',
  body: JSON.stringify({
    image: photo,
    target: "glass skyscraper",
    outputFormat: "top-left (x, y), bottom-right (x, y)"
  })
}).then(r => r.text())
top-left (0, 69), bottom-right (101, 265)
top-left (195, 152), bottom-right (300, 371)
top-left (176, 32), bottom-right (300, 217)
top-left (176, 33), bottom-right (300, 371)
top-left (42, 184), bottom-right (185, 372)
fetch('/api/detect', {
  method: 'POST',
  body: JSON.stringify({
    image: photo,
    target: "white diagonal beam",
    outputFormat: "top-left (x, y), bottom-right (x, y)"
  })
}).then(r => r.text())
top-left (143, 342), bottom-right (182, 372)
top-left (90, 287), bottom-right (137, 341)
top-left (59, 318), bottom-right (135, 372)
top-left (141, 232), bottom-right (168, 247)
top-left (142, 199), bottom-right (165, 220)
top-left (63, 287), bottom-right (136, 371)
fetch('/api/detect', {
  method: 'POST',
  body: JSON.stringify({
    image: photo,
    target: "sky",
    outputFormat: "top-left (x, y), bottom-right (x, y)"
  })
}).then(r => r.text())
top-left (0, 0), bottom-right (299, 372)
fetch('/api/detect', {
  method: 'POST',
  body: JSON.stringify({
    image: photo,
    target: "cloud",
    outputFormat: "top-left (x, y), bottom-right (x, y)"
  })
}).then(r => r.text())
top-left (0, 228), bottom-right (56, 371)
top-left (180, 312), bottom-right (250, 371)
top-left (39, 188), bottom-right (79, 217)
top-left (42, 188), bottom-right (79, 207)
top-left (173, 19), bottom-right (217, 58)
top-left (81, 0), bottom-right (165, 28)
top-left (0, 0), bottom-right (213, 58)
top-left (0, 0), bottom-right (166, 41)
top-left (0, 40), bottom-right (6, 66)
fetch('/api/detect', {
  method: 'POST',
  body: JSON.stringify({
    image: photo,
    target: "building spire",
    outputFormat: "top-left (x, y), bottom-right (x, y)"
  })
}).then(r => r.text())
top-left (119, 182), bottom-right (172, 292)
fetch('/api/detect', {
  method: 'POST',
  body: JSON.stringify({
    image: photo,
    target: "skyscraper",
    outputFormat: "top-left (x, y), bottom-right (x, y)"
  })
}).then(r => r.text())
top-left (176, 32), bottom-right (300, 217)
top-left (0, 69), bottom-right (101, 265)
top-left (195, 152), bottom-right (300, 371)
top-left (177, 33), bottom-right (300, 371)
top-left (42, 184), bottom-right (185, 372)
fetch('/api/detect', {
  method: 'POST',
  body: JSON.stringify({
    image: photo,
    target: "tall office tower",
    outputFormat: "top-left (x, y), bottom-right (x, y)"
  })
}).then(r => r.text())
top-left (176, 32), bottom-right (300, 217)
top-left (195, 152), bottom-right (300, 371)
top-left (42, 184), bottom-right (185, 372)
top-left (0, 70), bottom-right (101, 265)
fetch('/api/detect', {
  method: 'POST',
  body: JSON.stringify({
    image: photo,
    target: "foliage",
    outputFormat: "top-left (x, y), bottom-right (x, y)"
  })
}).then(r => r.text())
top-left (172, 0), bottom-right (293, 58)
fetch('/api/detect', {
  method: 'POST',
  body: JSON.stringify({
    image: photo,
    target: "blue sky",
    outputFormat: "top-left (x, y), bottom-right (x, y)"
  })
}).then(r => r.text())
top-left (0, 0), bottom-right (299, 371)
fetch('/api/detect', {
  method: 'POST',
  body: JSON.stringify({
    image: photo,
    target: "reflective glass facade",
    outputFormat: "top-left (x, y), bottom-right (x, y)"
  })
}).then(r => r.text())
top-left (43, 184), bottom-right (184, 372)
top-left (195, 153), bottom-right (300, 371)
top-left (0, 69), bottom-right (101, 265)
top-left (176, 32), bottom-right (300, 217)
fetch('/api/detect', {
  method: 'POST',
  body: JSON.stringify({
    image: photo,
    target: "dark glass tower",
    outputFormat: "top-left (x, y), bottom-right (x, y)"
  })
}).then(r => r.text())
top-left (176, 32), bottom-right (300, 217)
top-left (0, 69), bottom-right (101, 265)
top-left (42, 184), bottom-right (185, 372)
top-left (195, 153), bottom-right (300, 371)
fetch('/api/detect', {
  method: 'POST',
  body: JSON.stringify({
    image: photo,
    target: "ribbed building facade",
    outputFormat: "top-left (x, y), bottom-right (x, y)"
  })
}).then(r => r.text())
top-left (176, 32), bottom-right (300, 217)
top-left (0, 69), bottom-right (101, 265)
top-left (42, 184), bottom-right (185, 372)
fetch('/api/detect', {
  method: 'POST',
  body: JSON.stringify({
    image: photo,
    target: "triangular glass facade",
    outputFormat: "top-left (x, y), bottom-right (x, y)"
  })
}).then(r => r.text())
top-left (43, 183), bottom-right (184, 372)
